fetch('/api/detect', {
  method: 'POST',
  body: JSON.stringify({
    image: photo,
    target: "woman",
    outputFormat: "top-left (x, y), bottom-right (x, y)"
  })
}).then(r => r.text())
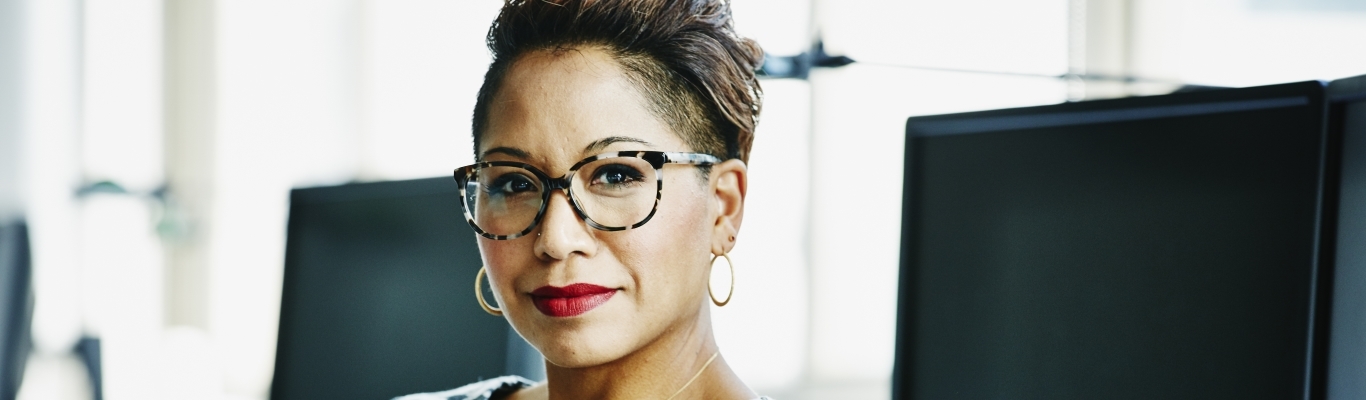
top-left (398, 0), bottom-right (767, 399)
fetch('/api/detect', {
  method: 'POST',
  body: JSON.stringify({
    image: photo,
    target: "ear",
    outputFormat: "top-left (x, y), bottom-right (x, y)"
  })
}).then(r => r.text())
top-left (710, 159), bottom-right (748, 256)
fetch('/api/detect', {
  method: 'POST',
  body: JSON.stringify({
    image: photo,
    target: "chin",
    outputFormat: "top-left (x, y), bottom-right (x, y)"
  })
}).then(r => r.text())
top-left (537, 328), bottom-right (638, 368)
top-left (511, 305), bottom-right (641, 369)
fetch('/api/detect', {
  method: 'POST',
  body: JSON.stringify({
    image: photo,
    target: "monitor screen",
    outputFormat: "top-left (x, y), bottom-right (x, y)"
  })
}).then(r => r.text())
top-left (271, 178), bottom-right (542, 400)
top-left (896, 82), bottom-right (1330, 399)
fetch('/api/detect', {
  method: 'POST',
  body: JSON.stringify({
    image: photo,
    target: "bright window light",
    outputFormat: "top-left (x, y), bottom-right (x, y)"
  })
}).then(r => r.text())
top-left (360, 0), bottom-right (500, 180)
top-left (81, 0), bottom-right (163, 192)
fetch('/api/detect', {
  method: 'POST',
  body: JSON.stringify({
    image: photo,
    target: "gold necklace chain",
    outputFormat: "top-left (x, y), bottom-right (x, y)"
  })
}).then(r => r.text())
top-left (665, 351), bottom-right (720, 400)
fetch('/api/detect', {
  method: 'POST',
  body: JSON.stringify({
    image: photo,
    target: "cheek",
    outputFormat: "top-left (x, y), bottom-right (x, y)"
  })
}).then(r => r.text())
top-left (618, 183), bottom-right (714, 300)
top-left (478, 237), bottom-right (533, 296)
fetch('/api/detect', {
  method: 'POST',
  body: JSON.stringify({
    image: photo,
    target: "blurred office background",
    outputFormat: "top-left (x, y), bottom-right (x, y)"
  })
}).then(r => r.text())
top-left (2, 0), bottom-right (1366, 399)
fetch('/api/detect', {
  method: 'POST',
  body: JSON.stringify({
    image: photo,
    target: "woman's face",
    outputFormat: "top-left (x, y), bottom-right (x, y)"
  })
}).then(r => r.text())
top-left (478, 47), bottom-right (737, 368)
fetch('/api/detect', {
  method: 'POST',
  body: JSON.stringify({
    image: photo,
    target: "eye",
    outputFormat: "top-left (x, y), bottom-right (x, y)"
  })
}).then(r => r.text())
top-left (486, 173), bottom-right (538, 196)
top-left (590, 164), bottom-right (647, 188)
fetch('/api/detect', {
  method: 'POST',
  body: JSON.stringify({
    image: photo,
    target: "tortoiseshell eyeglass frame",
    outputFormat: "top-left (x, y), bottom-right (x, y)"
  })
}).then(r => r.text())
top-left (453, 150), bottom-right (722, 240)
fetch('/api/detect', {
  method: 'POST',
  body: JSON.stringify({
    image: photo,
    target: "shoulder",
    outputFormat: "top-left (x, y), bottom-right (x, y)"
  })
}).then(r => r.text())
top-left (393, 376), bottom-right (537, 400)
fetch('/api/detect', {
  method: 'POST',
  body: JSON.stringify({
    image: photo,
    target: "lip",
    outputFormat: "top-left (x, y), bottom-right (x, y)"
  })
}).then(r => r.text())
top-left (530, 283), bottom-right (617, 318)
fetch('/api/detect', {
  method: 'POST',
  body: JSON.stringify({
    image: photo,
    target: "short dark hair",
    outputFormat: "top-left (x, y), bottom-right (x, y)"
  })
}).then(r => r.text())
top-left (473, 0), bottom-right (764, 163)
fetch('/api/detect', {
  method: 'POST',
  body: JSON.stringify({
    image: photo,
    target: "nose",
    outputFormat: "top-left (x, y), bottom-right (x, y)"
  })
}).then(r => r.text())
top-left (534, 190), bottom-right (596, 261)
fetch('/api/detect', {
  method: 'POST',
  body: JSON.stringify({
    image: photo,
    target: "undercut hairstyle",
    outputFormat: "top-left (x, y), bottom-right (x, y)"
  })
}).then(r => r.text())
top-left (473, 0), bottom-right (765, 163)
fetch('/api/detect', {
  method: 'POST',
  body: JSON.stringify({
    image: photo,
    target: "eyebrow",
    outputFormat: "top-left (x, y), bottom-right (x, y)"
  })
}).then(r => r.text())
top-left (584, 136), bottom-right (653, 154)
top-left (481, 146), bottom-right (530, 160)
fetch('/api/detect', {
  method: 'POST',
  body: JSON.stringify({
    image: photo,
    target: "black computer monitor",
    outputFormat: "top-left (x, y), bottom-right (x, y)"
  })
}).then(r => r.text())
top-left (895, 81), bottom-right (1333, 399)
top-left (271, 178), bottom-right (543, 400)
top-left (1326, 74), bottom-right (1366, 400)
top-left (0, 221), bottom-right (32, 400)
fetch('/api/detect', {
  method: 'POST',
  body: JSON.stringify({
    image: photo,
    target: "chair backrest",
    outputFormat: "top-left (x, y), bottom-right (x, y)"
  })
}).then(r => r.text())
top-left (270, 178), bottom-right (542, 400)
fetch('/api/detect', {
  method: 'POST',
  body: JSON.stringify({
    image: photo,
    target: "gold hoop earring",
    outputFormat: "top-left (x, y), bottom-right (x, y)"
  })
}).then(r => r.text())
top-left (708, 253), bottom-right (735, 307)
top-left (475, 266), bottom-right (503, 316)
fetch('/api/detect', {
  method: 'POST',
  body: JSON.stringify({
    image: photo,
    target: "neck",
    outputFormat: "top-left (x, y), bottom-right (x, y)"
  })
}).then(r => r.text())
top-left (540, 302), bottom-right (753, 400)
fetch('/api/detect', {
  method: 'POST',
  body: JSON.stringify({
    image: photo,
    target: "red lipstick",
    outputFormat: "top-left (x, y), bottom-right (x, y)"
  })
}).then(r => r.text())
top-left (530, 284), bottom-right (616, 317)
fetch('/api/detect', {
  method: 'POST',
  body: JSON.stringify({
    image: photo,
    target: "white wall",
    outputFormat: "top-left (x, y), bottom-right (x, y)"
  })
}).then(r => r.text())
top-left (0, 0), bottom-right (22, 221)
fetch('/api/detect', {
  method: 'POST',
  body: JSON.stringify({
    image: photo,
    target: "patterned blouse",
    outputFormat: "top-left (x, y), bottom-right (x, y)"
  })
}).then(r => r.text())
top-left (393, 376), bottom-right (775, 400)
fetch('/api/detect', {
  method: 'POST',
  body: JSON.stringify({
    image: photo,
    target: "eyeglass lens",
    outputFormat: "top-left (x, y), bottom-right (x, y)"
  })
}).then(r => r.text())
top-left (463, 157), bottom-right (658, 236)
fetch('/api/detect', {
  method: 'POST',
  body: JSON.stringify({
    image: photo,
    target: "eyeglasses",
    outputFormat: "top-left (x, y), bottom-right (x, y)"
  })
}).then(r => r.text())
top-left (453, 150), bottom-right (721, 240)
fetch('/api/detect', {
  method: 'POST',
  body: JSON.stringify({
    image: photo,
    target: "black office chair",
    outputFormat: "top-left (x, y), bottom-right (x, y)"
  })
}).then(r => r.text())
top-left (0, 221), bottom-right (33, 400)
top-left (270, 178), bottom-right (543, 400)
